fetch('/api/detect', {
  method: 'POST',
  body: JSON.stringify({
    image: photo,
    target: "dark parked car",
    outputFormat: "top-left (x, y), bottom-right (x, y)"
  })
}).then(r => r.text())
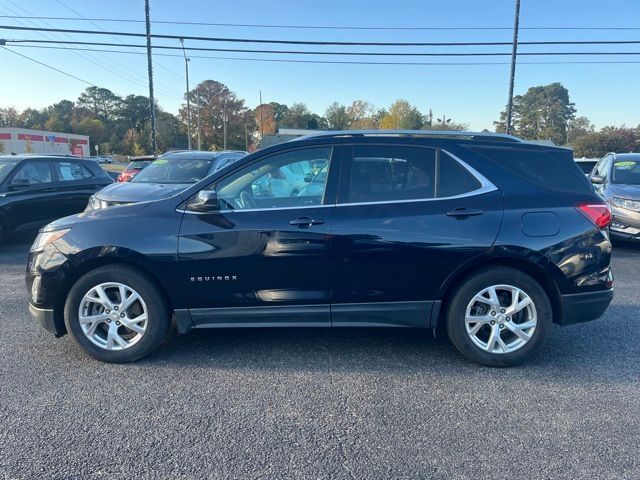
top-left (116, 156), bottom-right (156, 183)
top-left (590, 152), bottom-right (640, 242)
top-left (0, 155), bottom-right (112, 242)
top-left (86, 150), bottom-right (247, 210)
top-left (574, 157), bottom-right (599, 175)
top-left (26, 131), bottom-right (613, 366)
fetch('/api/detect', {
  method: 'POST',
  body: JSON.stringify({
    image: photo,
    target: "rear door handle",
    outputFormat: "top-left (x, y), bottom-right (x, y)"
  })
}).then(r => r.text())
top-left (289, 217), bottom-right (325, 227)
top-left (446, 208), bottom-right (484, 218)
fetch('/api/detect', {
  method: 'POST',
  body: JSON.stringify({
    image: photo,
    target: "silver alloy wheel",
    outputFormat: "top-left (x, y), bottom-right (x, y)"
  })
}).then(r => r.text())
top-left (464, 284), bottom-right (537, 354)
top-left (78, 282), bottom-right (148, 351)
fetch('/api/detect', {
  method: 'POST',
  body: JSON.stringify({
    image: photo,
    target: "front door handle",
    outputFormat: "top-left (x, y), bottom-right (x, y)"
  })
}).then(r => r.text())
top-left (289, 217), bottom-right (325, 227)
top-left (446, 208), bottom-right (484, 218)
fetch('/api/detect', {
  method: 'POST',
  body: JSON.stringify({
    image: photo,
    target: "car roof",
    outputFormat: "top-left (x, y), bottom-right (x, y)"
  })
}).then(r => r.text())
top-left (609, 153), bottom-right (640, 160)
top-left (160, 150), bottom-right (248, 160)
top-left (0, 154), bottom-right (89, 162)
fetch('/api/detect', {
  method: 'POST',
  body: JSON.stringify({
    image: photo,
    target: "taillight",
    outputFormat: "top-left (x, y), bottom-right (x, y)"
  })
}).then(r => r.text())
top-left (575, 202), bottom-right (611, 229)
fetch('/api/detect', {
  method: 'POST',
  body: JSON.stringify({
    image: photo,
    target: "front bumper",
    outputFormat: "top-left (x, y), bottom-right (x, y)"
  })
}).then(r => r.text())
top-left (28, 303), bottom-right (64, 336)
top-left (559, 289), bottom-right (613, 325)
top-left (610, 208), bottom-right (640, 241)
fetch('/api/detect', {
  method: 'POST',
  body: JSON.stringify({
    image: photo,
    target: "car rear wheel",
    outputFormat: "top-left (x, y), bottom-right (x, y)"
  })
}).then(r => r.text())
top-left (446, 267), bottom-right (552, 367)
top-left (64, 265), bottom-right (170, 363)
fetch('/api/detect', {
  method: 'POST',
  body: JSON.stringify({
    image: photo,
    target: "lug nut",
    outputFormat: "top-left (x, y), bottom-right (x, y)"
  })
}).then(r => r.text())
top-left (506, 316), bottom-right (511, 321)
top-left (490, 311), bottom-right (496, 316)
top-left (500, 308), bottom-right (506, 314)
top-left (105, 309), bottom-right (110, 314)
top-left (106, 319), bottom-right (111, 323)
top-left (499, 325), bottom-right (505, 329)
top-left (120, 313), bottom-right (125, 318)
top-left (114, 306), bottom-right (119, 311)
top-left (116, 321), bottom-right (121, 326)
top-left (490, 320), bottom-right (495, 325)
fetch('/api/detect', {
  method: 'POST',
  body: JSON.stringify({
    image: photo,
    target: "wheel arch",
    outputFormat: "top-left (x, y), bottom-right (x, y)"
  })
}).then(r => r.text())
top-left (435, 252), bottom-right (564, 327)
top-left (52, 255), bottom-right (174, 336)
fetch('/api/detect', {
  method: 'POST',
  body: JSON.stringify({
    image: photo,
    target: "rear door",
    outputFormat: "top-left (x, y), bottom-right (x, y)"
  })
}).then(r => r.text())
top-left (329, 144), bottom-right (504, 327)
top-left (2, 160), bottom-right (58, 231)
top-left (50, 160), bottom-right (103, 216)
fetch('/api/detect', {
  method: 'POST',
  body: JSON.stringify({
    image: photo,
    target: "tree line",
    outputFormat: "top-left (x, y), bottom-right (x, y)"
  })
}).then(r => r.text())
top-left (0, 80), bottom-right (637, 157)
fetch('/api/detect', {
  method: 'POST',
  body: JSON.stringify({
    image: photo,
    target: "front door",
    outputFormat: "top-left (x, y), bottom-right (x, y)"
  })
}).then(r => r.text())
top-left (329, 144), bottom-right (504, 327)
top-left (178, 145), bottom-right (340, 327)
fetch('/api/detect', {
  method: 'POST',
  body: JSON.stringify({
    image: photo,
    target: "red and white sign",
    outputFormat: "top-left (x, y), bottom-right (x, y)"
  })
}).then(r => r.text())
top-left (72, 145), bottom-right (84, 157)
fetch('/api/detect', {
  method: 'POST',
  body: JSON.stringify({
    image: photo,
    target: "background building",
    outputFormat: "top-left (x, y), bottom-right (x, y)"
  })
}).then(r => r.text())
top-left (0, 128), bottom-right (90, 157)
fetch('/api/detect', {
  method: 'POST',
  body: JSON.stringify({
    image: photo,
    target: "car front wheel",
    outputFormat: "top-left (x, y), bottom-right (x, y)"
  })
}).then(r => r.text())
top-left (446, 267), bottom-right (552, 367)
top-left (64, 265), bottom-right (170, 363)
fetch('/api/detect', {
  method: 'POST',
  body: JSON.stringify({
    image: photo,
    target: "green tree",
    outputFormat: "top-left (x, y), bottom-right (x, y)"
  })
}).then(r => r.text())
top-left (0, 107), bottom-right (19, 127)
top-left (75, 118), bottom-right (108, 146)
top-left (347, 100), bottom-right (378, 129)
top-left (119, 95), bottom-right (150, 131)
top-left (268, 102), bottom-right (289, 128)
top-left (379, 100), bottom-right (423, 130)
top-left (571, 128), bottom-right (639, 157)
top-left (325, 102), bottom-right (350, 129)
top-left (567, 116), bottom-right (594, 145)
top-left (18, 108), bottom-right (47, 129)
top-left (281, 103), bottom-right (314, 129)
top-left (179, 80), bottom-right (253, 151)
top-left (77, 87), bottom-right (122, 122)
top-left (495, 82), bottom-right (576, 145)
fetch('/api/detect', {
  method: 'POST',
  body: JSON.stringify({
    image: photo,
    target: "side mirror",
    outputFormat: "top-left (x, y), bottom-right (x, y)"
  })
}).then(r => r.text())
top-left (590, 175), bottom-right (605, 185)
top-left (188, 190), bottom-right (219, 213)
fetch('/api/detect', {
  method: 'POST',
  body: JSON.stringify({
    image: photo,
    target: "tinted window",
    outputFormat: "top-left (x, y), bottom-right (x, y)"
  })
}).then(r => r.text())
top-left (54, 162), bottom-right (94, 181)
top-left (128, 160), bottom-right (152, 170)
top-left (348, 146), bottom-right (435, 203)
top-left (438, 153), bottom-right (482, 197)
top-left (214, 147), bottom-right (332, 210)
top-left (11, 162), bottom-right (52, 186)
top-left (132, 157), bottom-right (214, 184)
top-left (0, 159), bottom-right (20, 184)
top-left (612, 159), bottom-right (640, 185)
top-left (593, 157), bottom-right (611, 178)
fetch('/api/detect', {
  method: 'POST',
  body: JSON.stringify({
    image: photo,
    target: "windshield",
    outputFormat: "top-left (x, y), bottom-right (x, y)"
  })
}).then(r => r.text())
top-left (128, 160), bottom-right (152, 170)
top-left (132, 157), bottom-right (214, 184)
top-left (0, 160), bottom-right (20, 184)
top-left (612, 160), bottom-right (640, 185)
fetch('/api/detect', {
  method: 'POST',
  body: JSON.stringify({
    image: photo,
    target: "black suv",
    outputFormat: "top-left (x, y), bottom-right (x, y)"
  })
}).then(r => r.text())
top-left (0, 155), bottom-right (112, 241)
top-left (26, 131), bottom-right (613, 366)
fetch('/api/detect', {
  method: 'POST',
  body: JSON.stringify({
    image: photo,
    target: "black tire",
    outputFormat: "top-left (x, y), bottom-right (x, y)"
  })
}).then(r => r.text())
top-left (64, 264), bottom-right (171, 363)
top-left (445, 266), bottom-right (552, 367)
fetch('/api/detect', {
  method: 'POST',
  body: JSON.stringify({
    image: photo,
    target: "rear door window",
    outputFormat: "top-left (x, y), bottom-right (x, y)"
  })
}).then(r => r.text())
top-left (53, 161), bottom-right (94, 181)
top-left (437, 152), bottom-right (482, 197)
top-left (348, 145), bottom-right (436, 203)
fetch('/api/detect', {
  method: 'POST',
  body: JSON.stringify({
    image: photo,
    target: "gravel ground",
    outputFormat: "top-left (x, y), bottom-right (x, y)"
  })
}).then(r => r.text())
top-left (1, 237), bottom-right (639, 480)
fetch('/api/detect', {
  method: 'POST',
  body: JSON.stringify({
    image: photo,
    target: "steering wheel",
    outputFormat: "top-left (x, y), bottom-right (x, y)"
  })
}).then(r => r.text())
top-left (239, 190), bottom-right (257, 209)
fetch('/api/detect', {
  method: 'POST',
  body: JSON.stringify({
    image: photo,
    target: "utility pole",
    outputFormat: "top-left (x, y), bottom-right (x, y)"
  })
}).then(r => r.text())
top-left (506, 0), bottom-right (521, 135)
top-left (180, 38), bottom-right (192, 150)
top-left (197, 104), bottom-right (201, 150)
top-left (144, 0), bottom-right (157, 154)
top-left (259, 90), bottom-right (264, 137)
top-left (222, 103), bottom-right (227, 150)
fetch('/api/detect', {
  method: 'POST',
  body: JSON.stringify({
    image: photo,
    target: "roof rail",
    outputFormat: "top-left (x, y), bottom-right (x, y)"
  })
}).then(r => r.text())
top-left (291, 129), bottom-right (524, 143)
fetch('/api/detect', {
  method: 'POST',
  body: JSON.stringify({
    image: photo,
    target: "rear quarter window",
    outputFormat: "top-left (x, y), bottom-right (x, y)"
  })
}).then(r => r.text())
top-left (467, 146), bottom-right (592, 192)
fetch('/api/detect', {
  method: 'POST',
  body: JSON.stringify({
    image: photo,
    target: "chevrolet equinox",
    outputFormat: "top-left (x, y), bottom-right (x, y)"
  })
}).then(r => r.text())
top-left (26, 131), bottom-right (614, 366)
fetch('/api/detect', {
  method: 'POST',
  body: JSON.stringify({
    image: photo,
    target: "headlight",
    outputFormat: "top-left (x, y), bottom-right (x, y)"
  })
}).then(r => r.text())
top-left (610, 197), bottom-right (640, 213)
top-left (30, 228), bottom-right (71, 252)
top-left (86, 195), bottom-right (106, 211)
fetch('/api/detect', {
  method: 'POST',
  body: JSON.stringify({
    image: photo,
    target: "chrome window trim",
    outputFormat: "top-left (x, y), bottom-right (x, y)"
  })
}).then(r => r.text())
top-left (179, 147), bottom-right (498, 214)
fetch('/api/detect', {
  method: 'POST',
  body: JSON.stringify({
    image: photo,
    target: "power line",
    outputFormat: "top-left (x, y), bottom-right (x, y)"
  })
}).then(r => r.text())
top-left (52, 0), bottom-right (184, 81)
top-left (0, 3), bottom-right (181, 99)
top-left (6, 39), bottom-right (640, 57)
top-left (7, 44), bottom-right (640, 67)
top-left (0, 46), bottom-right (95, 84)
top-left (0, 15), bottom-right (639, 31)
top-left (2, 24), bottom-right (640, 47)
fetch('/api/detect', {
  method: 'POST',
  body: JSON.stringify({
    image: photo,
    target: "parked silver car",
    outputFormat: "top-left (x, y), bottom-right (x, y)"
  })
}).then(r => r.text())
top-left (590, 152), bottom-right (640, 242)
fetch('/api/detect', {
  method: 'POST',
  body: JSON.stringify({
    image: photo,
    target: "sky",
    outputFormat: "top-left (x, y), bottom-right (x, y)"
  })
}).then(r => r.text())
top-left (0, 0), bottom-right (639, 131)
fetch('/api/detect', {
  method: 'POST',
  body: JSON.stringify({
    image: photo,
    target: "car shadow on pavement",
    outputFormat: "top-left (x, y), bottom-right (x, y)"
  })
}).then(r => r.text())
top-left (118, 303), bottom-right (640, 381)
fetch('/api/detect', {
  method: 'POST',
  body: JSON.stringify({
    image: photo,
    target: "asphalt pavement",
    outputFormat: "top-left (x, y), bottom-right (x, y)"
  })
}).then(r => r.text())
top-left (1, 237), bottom-right (639, 479)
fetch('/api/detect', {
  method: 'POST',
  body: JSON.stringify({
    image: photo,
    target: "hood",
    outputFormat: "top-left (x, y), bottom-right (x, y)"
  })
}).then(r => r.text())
top-left (95, 182), bottom-right (190, 203)
top-left (44, 202), bottom-right (151, 232)
top-left (607, 183), bottom-right (640, 199)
